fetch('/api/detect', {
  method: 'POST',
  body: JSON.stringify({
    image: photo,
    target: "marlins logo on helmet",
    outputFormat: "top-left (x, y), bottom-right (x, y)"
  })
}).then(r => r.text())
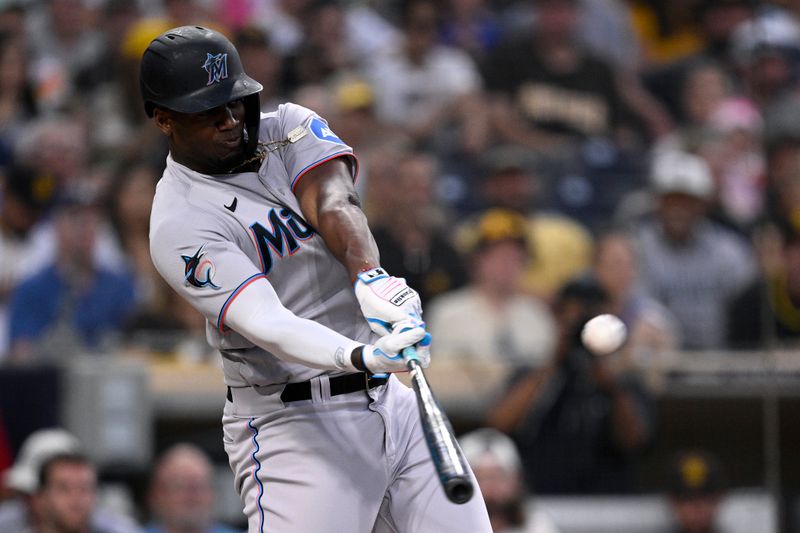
top-left (203, 53), bottom-right (228, 85)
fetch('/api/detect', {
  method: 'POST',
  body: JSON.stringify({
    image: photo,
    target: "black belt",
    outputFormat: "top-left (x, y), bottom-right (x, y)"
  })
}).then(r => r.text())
top-left (226, 373), bottom-right (388, 403)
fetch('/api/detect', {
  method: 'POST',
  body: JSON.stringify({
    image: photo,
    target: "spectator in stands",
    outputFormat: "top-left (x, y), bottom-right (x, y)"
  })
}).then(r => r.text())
top-left (488, 277), bottom-right (654, 494)
top-left (0, 32), bottom-right (38, 150)
top-left (0, 165), bottom-right (58, 358)
top-left (365, 0), bottom-right (487, 155)
top-left (285, 1), bottom-right (353, 87)
top-left (483, 0), bottom-right (671, 154)
top-left (122, 277), bottom-right (211, 361)
top-left (650, 59), bottom-right (733, 153)
top-left (464, 146), bottom-right (593, 301)
top-left (439, 0), bottom-right (503, 61)
top-left (105, 162), bottom-right (160, 316)
top-left (25, 0), bottom-right (107, 112)
top-left (76, 0), bottom-right (145, 158)
top-left (326, 77), bottom-right (405, 168)
top-left (247, 0), bottom-right (308, 57)
top-left (577, 0), bottom-right (642, 71)
top-left (592, 231), bottom-right (680, 368)
top-left (634, 150), bottom-right (757, 349)
top-left (0, 2), bottom-right (26, 41)
top-left (729, 9), bottom-right (800, 110)
top-left (15, 118), bottom-right (90, 191)
top-left (762, 113), bottom-right (800, 235)
top-left (643, 0), bottom-right (755, 122)
top-left (370, 151), bottom-right (467, 305)
top-left (7, 189), bottom-right (137, 362)
top-left (654, 85), bottom-right (765, 230)
top-left (627, 0), bottom-right (705, 68)
top-left (728, 224), bottom-right (800, 348)
top-left (703, 97), bottom-right (766, 229)
top-left (30, 452), bottom-right (105, 533)
top-left (145, 444), bottom-right (240, 533)
top-left (427, 208), bottom-right (557, 403)
top-left (233, 27), bottom-right (285, 113)
top-left (667, 450), bottom-right (726, 533)
top-left (460, 428), bottom-right (560, 533)
top-left (0, 428), bottom-right (140, 533)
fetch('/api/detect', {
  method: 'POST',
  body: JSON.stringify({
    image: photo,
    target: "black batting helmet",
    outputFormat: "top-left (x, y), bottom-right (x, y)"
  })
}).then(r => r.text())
top-left (140, 26), bottom-right (263, 150)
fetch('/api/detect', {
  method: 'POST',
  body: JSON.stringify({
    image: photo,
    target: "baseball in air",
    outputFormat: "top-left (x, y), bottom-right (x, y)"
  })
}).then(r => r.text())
top-left (581, 314), bottom-right (627, 355)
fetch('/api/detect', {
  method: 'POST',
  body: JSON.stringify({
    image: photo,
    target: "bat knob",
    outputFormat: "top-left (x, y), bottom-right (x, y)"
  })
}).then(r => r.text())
top-left (445, 478), bottom-right (474, 504)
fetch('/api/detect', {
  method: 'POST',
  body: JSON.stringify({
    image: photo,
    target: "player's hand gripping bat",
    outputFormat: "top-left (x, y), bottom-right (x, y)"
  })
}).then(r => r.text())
top-left (403, 346), bottom-right (474, 504)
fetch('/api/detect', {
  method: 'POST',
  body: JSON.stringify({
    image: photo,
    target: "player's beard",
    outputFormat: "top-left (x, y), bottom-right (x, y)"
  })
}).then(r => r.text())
top-left (218, 136), bottom-right (246, 166)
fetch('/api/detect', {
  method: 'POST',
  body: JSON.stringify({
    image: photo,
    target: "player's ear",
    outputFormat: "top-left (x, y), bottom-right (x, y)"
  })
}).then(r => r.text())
top-left (153, 108), bottom-right (173, 135)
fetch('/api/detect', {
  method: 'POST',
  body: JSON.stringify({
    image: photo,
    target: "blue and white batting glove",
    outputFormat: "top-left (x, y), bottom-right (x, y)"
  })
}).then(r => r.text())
top-left (350, 320), bottom-right (431, 374)
top-left (354, 267), bottom-right (423, 336)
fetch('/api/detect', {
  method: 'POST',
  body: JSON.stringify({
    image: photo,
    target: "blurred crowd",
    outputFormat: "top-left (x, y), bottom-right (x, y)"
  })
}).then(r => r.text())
top-left (1, 0), bottom-right (799, 530)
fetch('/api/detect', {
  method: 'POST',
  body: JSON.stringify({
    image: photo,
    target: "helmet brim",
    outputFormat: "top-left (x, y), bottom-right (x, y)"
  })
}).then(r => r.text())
top-left (147, 74), bottom-right (262, 116)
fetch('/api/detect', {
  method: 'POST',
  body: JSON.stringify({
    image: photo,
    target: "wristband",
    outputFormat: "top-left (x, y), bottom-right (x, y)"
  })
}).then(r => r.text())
top-left (355, 267), bottom-right (388, 286)
top-left (350, 345), bottom-right (368, 372)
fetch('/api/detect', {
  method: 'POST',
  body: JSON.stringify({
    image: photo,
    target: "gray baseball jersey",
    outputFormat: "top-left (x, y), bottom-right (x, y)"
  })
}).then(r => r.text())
top-left (150, 103), bottom-right (374, 387)
top-left (149, 103), bottom-right (492, 533)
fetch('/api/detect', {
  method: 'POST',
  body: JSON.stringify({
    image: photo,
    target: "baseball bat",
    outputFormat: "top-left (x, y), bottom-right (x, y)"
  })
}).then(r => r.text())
top-left (403, 346), bottom-right (474, 504)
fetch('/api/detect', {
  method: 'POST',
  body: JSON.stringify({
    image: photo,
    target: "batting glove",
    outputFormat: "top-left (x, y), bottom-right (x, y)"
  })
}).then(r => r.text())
top-left (354, 267), bottom-right (423, 336)
top-left (351, 320), bottom-right (431, 374)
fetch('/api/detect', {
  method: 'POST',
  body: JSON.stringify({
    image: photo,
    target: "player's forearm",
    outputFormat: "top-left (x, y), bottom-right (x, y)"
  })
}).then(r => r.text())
top-left (294, 159), bottom-right (380, 279)
top-left (224, 278), bottom-right (363, 371)
top-left (316, 198), bottom-right (381, 280)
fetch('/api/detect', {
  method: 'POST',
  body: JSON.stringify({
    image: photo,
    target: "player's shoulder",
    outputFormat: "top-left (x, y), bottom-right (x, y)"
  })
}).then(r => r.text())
top-left (259, 102), bottom-right (330, 137)
top-left (150, 173), bottom-right (193, 225)
top-left (260, 101), bottom-right (311, 124)
top-left (149, 173), bottom-right (225, 250)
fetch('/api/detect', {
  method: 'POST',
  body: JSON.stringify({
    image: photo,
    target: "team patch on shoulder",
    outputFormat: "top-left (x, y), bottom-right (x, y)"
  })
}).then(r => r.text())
top-left (182, 245), bottom-right (220, 289)
top-left (308, 117), bottom-right (345, 145)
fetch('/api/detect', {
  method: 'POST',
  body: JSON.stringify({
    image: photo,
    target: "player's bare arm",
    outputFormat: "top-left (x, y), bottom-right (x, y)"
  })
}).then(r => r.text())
top-left (293, 157), bottom-right (380, 280)
top-left (294, 156), bottom-right (425, 336)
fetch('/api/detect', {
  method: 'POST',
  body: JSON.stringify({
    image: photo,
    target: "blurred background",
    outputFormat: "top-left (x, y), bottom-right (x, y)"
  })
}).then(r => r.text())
top-left (0, 0), bottom-right (800, 531)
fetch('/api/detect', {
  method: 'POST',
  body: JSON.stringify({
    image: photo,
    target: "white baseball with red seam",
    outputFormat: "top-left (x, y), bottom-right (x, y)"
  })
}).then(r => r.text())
top-left (581, 314), bottom-right (627, 355)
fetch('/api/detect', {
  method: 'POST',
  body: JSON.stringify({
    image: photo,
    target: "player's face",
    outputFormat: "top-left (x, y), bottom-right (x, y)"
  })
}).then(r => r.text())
top-left (157, 99), bottom-right (248, 174)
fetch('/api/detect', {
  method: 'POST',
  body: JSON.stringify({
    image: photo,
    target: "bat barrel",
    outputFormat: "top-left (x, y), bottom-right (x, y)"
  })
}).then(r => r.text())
top-left (404, 350), bottom-right (474, 505)
top-left (445, 476), bottom-right (474, 504)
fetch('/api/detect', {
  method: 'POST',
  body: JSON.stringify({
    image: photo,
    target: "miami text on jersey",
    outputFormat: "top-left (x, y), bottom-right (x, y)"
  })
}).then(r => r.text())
top-left (250, 208), bottom-right (315, 274)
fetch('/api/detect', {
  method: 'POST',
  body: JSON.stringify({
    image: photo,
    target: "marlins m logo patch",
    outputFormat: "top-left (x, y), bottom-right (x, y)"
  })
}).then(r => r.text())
top-left (202, 53), bottom-right (228, 85)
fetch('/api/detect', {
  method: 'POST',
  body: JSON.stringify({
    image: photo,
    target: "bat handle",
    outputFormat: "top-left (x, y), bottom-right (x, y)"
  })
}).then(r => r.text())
top-left (403, 345), bottom-right (419, 365)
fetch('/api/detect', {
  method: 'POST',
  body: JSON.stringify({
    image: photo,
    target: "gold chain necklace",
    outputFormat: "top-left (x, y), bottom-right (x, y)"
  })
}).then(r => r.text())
top-left (226, 125), bottom-right (309, 174)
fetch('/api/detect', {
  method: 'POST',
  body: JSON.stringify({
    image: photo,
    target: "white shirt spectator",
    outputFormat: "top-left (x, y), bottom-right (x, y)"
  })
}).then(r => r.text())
top-left (365, 44), bottom-right (482, 128)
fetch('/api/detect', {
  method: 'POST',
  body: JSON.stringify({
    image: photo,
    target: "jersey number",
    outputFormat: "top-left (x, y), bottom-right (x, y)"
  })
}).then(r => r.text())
top-left (250, 208), bottom-right (315, 274)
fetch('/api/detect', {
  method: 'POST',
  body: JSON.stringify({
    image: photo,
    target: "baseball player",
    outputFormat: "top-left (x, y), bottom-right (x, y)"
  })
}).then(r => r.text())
top-left (141, 26), bottom-right (492, 533)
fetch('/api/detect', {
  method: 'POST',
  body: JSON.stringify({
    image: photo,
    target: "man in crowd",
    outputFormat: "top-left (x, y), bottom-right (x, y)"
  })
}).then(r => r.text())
top-left (488, 277), bottom-right (654, 494)
top-left (0, 428), bottom-right (140, 533)
top-left (145, 444), bottom-right (240, 533)
top-left (634, 150), bottom-right (757, 349)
